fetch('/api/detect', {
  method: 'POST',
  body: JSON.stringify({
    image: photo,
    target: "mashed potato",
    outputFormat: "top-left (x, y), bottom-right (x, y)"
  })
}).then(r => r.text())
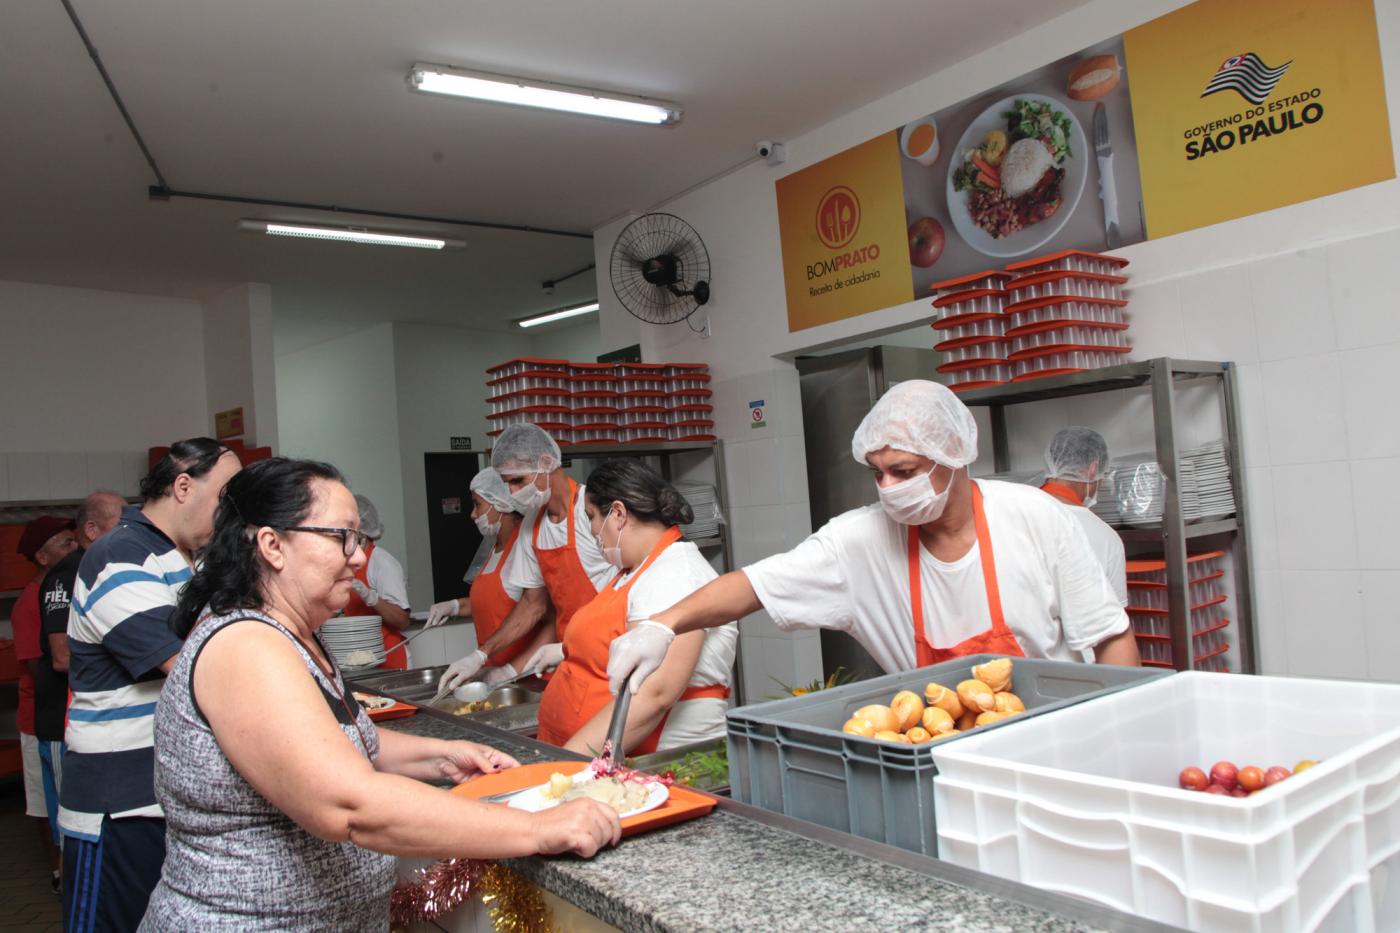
top-left (1000, 138), bottom-right (1053, 198)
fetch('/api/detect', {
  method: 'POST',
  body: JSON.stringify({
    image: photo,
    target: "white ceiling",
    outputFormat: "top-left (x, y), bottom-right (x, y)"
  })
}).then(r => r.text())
top-left (1, 0), bottom-right (1090, 350)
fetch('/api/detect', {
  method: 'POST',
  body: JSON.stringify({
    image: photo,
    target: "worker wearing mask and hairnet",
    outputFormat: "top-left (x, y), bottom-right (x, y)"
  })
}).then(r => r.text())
top-left (1040, 427), bottom-right (1128, 609)
top-left (422, 469), bottom-right (556, 687)
top-left (607, 380), bottom-right (1139, 695)
top-left (344, 494), bottom-right (413, 669)
top-left (438, 425), bottom-right (612, 695)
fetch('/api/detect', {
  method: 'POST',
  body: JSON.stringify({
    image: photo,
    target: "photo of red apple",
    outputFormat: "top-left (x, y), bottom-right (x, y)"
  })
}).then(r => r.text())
top-left (908, 217), bottom-right (945, 268)
top-left (1178, 767), bottom-right (1209, 791)
top-left (1209, 761), bottom-right (1238, 792)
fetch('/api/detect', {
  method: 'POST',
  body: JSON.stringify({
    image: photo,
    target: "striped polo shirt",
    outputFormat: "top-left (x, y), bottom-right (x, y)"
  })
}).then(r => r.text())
top-left (59, 505), bottom-right (189, 840)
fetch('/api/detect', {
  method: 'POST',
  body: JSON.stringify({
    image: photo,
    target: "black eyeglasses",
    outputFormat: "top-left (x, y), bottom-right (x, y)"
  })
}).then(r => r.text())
top-left (282, 526), bottom-right (370, 557)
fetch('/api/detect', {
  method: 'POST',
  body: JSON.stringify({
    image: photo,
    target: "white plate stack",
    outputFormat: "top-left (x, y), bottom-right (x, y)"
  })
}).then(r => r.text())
top-left (319, 615), bottom-right (385, 670)
top-left (1094, 443), bottom-right (1235, 527)
top-left (673, 481), bottom-right (721, 541)
top-left (1181, 441), bottom-right (1235, 520)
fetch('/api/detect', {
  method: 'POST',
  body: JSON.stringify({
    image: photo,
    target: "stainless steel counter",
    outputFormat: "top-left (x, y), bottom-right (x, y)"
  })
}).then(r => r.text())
top-left (367, 678), bottom-right (1179, 933)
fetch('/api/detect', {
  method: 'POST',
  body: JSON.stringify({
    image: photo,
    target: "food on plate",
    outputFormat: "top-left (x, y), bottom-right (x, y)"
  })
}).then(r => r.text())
top-left (952, 98), bottom-right (1073, 239)
top-left (541, 772), bottom-right (651, 815)
top-left (890, 690), bottom-right (926, 731)
top-left (920, 706), bottom-right (955, 734)
top-left (905, 726), bottom-right (934, 743)
top-left (956, 678), bottom-right (995, 713)
top-left (992, 692), bottom-right (1024, 714)
top-left (923, 683), bottom-right (964, 719)
top-left (971, 658), bottom-right (1012, 692)
top-left (343, 649), bottom-right (377, 667)
top-left (351, 692), bottom-right (394, 711)
top-left (854, 704), bottom-right (901, 734)
top-left (842, 716), bottom-right (876, 737)
top-left (1067, 54), bottom-right (1121, 101)
top-left (1178, 766), bottom-right (1209, 791)
top-left (874, 730), bottom-right (911, 744)
top-left (907, 217), bottom-right (946, 268)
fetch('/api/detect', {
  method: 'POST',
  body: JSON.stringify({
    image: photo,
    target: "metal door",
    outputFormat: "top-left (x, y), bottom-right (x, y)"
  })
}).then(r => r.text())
top-left (423, 452), bottom-right (483, 602)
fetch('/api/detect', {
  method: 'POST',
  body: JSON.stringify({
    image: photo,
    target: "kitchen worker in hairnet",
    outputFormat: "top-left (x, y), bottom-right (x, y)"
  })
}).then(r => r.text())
top-left (608, 379), bottom-right (1139, 695)
top-left (422, 468), bottom-right (556, 687)
top-left (438, 425), bottom-right (612, 695)
top-left (1040, 427), bottom-right (1128, 610)
top-left (345, 494), bottom-right (413, 669)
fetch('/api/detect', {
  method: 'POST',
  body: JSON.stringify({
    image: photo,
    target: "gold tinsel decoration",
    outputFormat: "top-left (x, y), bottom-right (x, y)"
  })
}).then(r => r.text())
top-left (480, 864), bottom-right (553, 933)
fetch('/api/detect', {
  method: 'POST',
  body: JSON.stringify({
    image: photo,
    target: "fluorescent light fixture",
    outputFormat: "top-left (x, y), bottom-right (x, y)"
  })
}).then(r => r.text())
top-left (517, 302), bottom-right (600, 329)
top-left (236, 220), bottom-right (464, 250)
top-left (409, 63), bottom-right (681, 126)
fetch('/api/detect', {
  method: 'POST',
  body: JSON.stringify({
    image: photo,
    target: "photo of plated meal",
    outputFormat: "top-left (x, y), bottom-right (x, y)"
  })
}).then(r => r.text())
top-left (944, 94), bottom-right (1087, 257)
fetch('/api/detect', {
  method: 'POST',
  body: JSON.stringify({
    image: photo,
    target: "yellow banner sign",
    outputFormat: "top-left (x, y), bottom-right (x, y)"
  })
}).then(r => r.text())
top-left (776, 133), bottom-right (916, 332)
top-left (1125, 0), bottom-right (1393, 238)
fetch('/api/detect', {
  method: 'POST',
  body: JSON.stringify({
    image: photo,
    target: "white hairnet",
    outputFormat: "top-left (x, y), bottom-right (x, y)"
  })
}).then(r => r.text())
top-left (851, 380), bottom-right (979, 468)
top-left (1044, 427), bottom-right (1109, 483)
top-left (490, 423), bottom-right (562, 476)
top-left (353, 494), bottom-right (384, 540)
top-left (470, 468), bottom-right (517, 514)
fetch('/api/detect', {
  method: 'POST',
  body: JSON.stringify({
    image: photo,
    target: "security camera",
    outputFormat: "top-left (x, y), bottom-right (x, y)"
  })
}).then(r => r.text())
top-left (756, 140), bottom-right (786, 166)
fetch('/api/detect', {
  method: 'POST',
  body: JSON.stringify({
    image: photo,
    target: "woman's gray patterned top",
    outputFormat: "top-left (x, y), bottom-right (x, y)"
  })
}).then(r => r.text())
top-left (140, 610), bottom-right (397, 931)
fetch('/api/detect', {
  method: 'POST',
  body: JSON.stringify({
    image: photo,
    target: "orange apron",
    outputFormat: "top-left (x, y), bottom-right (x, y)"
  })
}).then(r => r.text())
top-left (342, 541), bottom-right (409, 670)
top-left (536, 527), bottom-right (730, 754)
top-left (469, 522), bottom-right (535, 668)
top-left (531, 478), bottom-right (601, 646)
top-left (1039, 480), bottom-right (1085, 507)
top-left (908, 482), bottom-right (1026, 665)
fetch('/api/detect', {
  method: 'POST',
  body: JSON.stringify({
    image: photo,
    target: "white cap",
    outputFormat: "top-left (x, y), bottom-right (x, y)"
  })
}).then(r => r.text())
top-left (490, 423), bottom-right (562, 476)
top-left (469, 468), bottom-right (517, 513)
top-left (851, 379), bottom-right (979, 468)
top-left (1044, 426), bottom-right (1109, 483)
top-left (353, 494), bottom-right (383, 540)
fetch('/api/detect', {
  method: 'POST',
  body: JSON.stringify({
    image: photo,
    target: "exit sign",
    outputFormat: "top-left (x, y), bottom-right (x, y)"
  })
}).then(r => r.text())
top-left (449, 436), bottom-right (472, 450)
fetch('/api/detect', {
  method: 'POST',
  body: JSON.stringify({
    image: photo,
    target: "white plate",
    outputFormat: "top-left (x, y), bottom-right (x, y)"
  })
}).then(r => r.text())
top-left (944, 94), bottom-right (1087, 258)
top-left (505, 768), bottom-right (669, 819)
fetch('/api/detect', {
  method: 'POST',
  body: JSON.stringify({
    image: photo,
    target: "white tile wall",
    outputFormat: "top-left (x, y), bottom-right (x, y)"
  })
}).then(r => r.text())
top-left (1123, 279), bottom-right (1184, 360)
top-left (1260, 353), bottom-right (1348, 466)
top-left (723, 439), bottom-right (780, 508)
top-left (1244, 466), bottom-right (1278, 573)
top-left (1351, 458), bottom-right (1400, 570)
top-left (8, 453), bottom-right (49, 501)
top-left (738, 609), bottom-right (782, 640)
top-left (1250, 250), bottom-right (1336, 362)
top-left (1280, 570), bottom-right (1365, 680)
top-left (1232, 364), bottom-right (1271, 469)
top-left (1179, 265), bottom-right (1259, 365)
top-left (1361, 571), bottom-right (1400, 683)
top-left (1326, 228), bottom-right (1400, 350)
top-left (1252, 569), bottom-right (1286, 675)
top-left (1271, 462), bottom-right (1358, 571)
top-left (1339, 341), bottom-right (1400, 461)
top-left (47, 453), bottom-right (87, 499)
top-left (84, 453), bottom-right (125, 494)
top-left (727, 504), bottom-right (789, 566)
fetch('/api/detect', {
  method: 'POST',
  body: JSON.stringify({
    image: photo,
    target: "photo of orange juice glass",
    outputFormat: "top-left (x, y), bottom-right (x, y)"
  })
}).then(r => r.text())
top-left (900, 116), bottom-right (940, 165)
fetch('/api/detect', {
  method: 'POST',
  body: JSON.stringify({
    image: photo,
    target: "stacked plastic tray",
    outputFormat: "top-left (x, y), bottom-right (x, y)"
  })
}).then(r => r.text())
top-left (929, 270), bottom-right (1014, 392)
top-left (1126, 550), bottom-right (1232, 671)
top-left (1001, 250), bottom-right (1132, 382)
top-left (485, 359), bottom-right (714, 445)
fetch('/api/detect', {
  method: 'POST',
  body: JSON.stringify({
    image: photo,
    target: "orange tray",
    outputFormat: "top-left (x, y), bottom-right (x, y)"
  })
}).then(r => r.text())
top-left (452, 761), bottom-right (717, 837)
top-left (354, 695), bottom-right (417, 722)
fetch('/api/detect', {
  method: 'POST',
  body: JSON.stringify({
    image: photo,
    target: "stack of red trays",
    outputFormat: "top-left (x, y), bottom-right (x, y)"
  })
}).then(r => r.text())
top-left (1125, 550), bottom-right (1232, 671)
top-left (1000, 251), bottom-right (1132, 382)
top-left (929, 270), bottom-right (1014, 392)
top-left (485, 359), bottom-right (714, 445)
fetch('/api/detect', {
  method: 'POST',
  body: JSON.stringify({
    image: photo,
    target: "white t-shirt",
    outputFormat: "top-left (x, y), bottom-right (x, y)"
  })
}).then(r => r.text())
top-left (619, 540), bottom-right (737, 749)
top-left (366, 546), bottom-right (410, 610)
top-left (505, 486), bottom-right (614, 594)
top-left (1064, 504), bottom-right (1128, 607)
top-left (744, 479), bottom-right (1129, 672)
top-left (481, 535), bottom-right (525, 601)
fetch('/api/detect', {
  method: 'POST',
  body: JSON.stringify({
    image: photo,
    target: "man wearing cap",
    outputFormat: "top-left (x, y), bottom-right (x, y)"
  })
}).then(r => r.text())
top-left (34, 492), bottom-right (126, 888)
top-left (1040, 427), bottom-right (1129, 610)
top-left (438, 425), bottom-right (613, 695)
top-left (608, 380), bottom-right (1140, 696)
top-left (13, 515), bottom-right (79, 890)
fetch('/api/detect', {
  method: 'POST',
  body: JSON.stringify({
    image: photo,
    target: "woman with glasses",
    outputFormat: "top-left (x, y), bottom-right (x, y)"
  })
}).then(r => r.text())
top-left (140, 458), bottom-right (619, 931)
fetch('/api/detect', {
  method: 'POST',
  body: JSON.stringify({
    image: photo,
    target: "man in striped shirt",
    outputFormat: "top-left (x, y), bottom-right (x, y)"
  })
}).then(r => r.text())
top-left (61, 438), bottom-right (241, 933)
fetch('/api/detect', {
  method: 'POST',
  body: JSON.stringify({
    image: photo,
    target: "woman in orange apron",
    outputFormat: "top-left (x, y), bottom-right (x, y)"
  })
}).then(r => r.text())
top-left (536, 459), bottom-right (733, 756)
top-left (345, 495), bottom-right (411, 670)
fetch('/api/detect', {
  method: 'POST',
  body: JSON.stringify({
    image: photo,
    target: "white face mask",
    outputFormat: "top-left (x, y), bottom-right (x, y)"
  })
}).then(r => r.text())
top-left (597, 509), bottom-right (625, 568)
top-left (474, 511), bottom-right (501, 537)
top-left (510, 473), bottom-right (550, 512)
top-left (878, 468), bottom-right (952, 525)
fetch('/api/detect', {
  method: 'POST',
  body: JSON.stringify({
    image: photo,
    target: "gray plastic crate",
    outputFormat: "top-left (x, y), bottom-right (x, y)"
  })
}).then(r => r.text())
top-left (726, 654), bottom-right (1170, 856)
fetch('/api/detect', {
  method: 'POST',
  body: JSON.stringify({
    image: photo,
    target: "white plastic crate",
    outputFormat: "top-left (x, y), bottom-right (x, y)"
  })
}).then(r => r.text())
top-left (932, 672), bottom-right (1400, 932)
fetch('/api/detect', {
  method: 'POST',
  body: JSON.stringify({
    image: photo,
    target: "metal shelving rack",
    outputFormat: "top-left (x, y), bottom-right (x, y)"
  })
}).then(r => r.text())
top-left (549, 440), bottom-right (746, 701)
top-left (957, 358), bottom-right (1257, 674)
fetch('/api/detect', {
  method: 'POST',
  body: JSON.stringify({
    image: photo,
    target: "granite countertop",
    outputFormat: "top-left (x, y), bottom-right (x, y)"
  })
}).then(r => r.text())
top-left (380, 710), bottom-right (1177, 933)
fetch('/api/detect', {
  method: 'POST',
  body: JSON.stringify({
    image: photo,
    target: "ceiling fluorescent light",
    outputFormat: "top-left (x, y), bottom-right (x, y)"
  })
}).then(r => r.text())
top-left (236, 220), bottom-right (464, 250)
top-left (409, 63), bottom-right (681, 126)
top-left (517, 302), bottom-right (600, 329)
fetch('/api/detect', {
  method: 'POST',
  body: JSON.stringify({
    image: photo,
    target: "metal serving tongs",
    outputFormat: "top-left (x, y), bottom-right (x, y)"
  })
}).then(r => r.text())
top-left (428, 665), bottom-right (531, 707)
top-left (599, 684), bottom-right (632, 776)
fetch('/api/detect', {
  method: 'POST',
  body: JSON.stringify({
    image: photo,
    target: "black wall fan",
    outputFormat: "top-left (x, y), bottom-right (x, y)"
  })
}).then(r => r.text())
top-left (609, 212), bottom-right (711, 325)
